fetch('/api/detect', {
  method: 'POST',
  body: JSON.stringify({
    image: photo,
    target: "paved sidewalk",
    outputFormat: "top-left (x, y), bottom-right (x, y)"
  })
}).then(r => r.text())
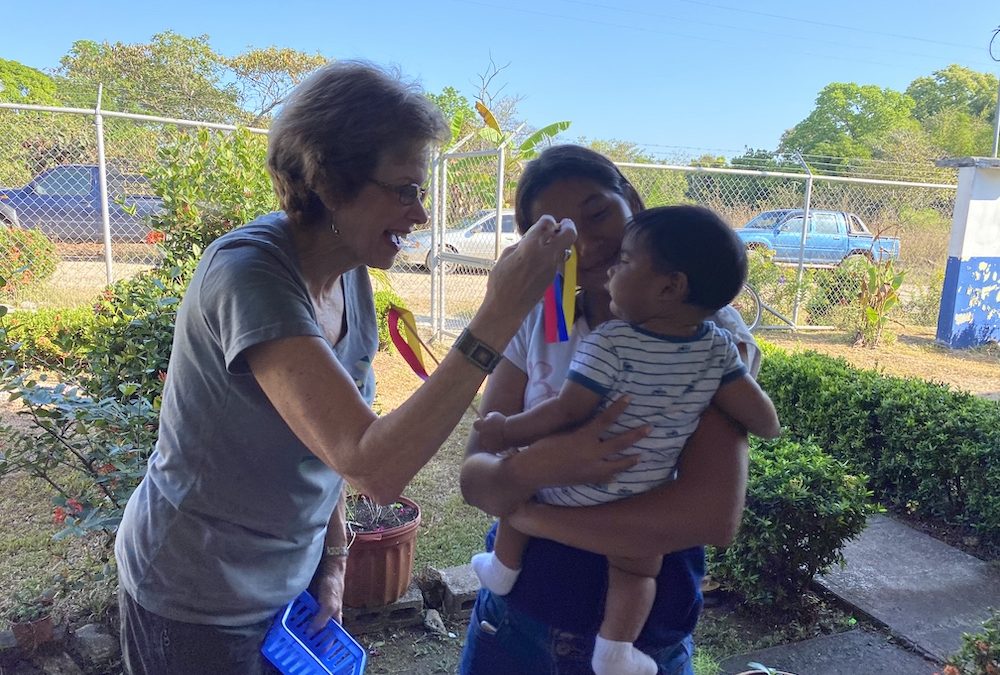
top-left (719, 628), bottom-right (937, 675)
top-left (817, 515), bottom-right (1000, 661)
top-left (722, 514), bottom-right (1000, 673)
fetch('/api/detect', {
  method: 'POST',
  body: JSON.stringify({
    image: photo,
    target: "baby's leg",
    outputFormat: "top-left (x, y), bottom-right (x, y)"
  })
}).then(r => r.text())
top-left (591, 554), bottom-right (663, 675)
top-left (470, 519), bottom-right (529, 595)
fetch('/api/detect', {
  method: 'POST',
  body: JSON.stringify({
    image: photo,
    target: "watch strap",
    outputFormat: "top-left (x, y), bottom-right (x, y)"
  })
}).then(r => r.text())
top-left (453, 328), bottom-right (502, 373)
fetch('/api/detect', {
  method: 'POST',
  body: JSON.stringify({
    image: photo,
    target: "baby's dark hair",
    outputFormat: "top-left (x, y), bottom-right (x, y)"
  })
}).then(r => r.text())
top-left (626, 205), bottom-right (747, 312)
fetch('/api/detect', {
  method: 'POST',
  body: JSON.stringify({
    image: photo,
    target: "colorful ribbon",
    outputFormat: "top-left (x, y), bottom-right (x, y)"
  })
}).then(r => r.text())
top-left (543, 247), bottom-right (577, 343)
top-left (387, 305), bottom-right (428, 380)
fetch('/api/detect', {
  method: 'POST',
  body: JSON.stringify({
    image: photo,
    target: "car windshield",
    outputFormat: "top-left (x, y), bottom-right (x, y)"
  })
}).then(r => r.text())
top-left (446, 211), bottom-right (491, 231)
top-left (743, 211), bottom-right (789, 229)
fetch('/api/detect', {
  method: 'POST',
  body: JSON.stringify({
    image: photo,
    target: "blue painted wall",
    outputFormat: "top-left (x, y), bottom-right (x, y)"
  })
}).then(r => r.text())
top-left (936, 256), bottom-right (1000, 348)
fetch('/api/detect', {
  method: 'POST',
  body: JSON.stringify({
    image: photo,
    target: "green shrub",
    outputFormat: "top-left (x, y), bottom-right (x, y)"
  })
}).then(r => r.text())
top-left (0, 370), bottom-right (159, 540)
top-left (805, 257), bottom-right (866, 324)
top-left (373, 287), bottom-right (405, 351)
top-left (758, 344), bottom-right (1000, 545)
top-left (1, 306), bottom-right (94, 370)
top-left (144, 127), bottom-right (277, 261)
top-left (83, 257), bottom-right (196, 405)
top-left (945, 608), bottom-right (1000, 675)
top-left (0, 225), bottom-right (58, 295)
top-left (708, 438), bottom-right (873, 611)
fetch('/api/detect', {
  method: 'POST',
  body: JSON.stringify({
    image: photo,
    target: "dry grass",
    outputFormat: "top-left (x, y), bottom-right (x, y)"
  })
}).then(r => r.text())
top-left (760, 324), bottom-right (1000, 400)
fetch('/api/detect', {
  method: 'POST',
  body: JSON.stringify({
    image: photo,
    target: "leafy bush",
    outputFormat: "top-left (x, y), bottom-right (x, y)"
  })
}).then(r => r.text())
top-left (0, 225), bottom-right (58, 295)
top-left (84, 257), bottom-right (196, 404)
top-left (1, 306), bottom-right (94, 369)
top-left (944, 608), bottom-right (1000, 675)
top-left (0, 371), bottom-right (159, 540)
top-left (144, 127), bottom-right (277, 262)
top-left (853, 257), bottom-right (904, 347)
top-left (708, 438), bottom-right (872, 611)
top-left (805, 257), bottom-right (867, 324)
top-left (373, 287), bottom-right (405, 351)
top-left (758, 344), bottom-right (1000, 544)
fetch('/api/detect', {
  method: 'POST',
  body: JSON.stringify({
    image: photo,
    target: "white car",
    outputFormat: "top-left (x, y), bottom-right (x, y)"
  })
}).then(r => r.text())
top-left (397, 208), bottom-right (518, 271)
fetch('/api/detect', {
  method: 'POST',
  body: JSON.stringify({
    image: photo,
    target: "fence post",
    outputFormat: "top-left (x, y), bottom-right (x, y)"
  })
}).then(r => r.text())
top-left (429, 151), bottom-right (440, 338)
top-left (792, 153), bottom-right (813, 326)
top-left (494, 146), bottom-right (506, 259)
top-left (94, 84), bottom-right (114, 286)
top-left (435, 154), bottom-right (450, 339)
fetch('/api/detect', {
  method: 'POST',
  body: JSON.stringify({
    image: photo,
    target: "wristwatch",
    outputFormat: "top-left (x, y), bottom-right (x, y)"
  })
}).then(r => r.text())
top-left (453, 328), bottom-right (502, 374)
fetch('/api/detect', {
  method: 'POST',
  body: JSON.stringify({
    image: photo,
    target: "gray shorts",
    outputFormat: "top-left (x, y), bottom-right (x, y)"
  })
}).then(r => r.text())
top-left (118, 586), bottom-right (281, 675)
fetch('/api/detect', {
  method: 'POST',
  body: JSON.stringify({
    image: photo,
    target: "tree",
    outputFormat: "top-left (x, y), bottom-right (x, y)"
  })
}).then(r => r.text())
top-left (224, 47), bottom-right (327, 125)
top-left (57, 31), bottom-right (240, 121)
top-left (0, 59), bottom-right (58, 104)
top-left (0, 60), bottom-right (93, 185)
top-left (779, 83), bottom-right (919, 161)
top-left (922, 108), bottom-right (995, 157)
top-left (426, 86), bottom-right (477, 149)
top-left (906, 64), bottom-right (998, 122)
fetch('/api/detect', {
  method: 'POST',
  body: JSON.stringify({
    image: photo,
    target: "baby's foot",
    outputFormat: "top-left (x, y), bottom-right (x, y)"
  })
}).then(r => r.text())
top-left (470, 552), bottom-right (520, 595)
top-left (591, 636), bottom-right (657, 675)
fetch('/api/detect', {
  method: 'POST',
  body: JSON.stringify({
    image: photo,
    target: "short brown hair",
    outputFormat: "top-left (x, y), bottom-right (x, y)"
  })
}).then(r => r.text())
top-left (267, 60), bottom-right (448, 224)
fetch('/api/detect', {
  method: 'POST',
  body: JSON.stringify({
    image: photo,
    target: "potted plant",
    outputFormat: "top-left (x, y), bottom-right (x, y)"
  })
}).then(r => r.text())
top-left (5, 583), bottom-right (55, 651)
top-left (343, 493), bottom-right (421, 609)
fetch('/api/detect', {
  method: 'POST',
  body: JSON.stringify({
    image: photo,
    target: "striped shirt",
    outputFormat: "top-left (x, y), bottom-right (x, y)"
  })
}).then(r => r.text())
top-left (536, 319), bottom-right (746, 507)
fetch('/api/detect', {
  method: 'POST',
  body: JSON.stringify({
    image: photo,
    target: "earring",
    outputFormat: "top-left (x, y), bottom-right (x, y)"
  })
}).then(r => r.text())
top-left (331, 223), bottom-right (340, 236)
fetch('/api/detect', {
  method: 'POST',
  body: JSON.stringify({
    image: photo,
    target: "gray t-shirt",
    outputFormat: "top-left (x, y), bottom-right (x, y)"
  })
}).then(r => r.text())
top-left (115, 213), bottom-right (378, 625)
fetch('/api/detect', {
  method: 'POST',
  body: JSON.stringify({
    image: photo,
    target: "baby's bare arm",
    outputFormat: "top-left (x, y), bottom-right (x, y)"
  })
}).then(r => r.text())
top-left (501, 380), bottom-right (603, 447)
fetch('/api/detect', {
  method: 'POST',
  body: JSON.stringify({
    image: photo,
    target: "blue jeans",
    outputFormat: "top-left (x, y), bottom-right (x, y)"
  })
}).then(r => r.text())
top-left (118, 587), bottom-right (281, 675)
top-left (459, 589), bottom-right (695, 675)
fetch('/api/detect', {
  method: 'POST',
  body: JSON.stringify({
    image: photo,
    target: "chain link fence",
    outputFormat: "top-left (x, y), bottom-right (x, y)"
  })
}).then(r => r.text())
top-left (0, 100), bottom-right (957, 341)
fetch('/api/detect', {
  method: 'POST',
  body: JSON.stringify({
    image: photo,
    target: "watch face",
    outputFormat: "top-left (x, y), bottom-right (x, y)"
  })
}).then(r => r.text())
top-left (457, 329), bottom-right (501, 372)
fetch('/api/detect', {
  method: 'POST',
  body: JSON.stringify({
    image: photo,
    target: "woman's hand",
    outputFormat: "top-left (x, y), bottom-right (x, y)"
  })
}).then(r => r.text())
top-left (484, 216), bottom-right (578, 321)
top-left (510, 396), bottom-right (648, 490)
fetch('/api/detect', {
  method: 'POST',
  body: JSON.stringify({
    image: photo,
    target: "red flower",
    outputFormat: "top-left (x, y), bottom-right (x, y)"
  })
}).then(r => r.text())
top-left (53, 507), bottom-right (67, 525)
top-left (66, 498), bottom-right (84, 514)
top-left (144, 230), bottom-right (165, 245)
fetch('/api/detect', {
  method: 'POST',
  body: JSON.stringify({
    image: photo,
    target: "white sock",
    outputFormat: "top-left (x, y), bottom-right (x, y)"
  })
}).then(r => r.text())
top-left (591, 636), bottom-right (657, 675)
top-left (470, 552), bottom-right (520, 595)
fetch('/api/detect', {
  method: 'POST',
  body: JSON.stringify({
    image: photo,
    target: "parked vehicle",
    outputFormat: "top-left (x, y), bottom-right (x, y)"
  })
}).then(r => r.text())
top-left (734, 209), bottom-right (900, 266)
top-left (0, 165), bottom-right (161, 242)
top-left (396, 208), bottom-right (518, 271)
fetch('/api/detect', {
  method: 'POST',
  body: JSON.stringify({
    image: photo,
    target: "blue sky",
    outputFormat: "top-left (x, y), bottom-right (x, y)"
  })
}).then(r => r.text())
top-left (6, 0), bottom-right (999, 158)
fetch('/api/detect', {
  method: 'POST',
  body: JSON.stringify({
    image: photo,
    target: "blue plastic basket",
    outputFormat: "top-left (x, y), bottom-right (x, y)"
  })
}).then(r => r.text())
top-left (262, 591), bottom-right (367, 675)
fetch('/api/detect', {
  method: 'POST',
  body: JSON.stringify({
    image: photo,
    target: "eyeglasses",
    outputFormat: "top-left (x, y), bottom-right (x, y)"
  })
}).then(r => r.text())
top-left (367, 178), bottom-right (429, 206)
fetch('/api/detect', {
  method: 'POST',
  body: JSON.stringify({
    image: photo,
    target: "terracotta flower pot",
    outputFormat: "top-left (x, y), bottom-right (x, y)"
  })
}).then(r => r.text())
top-left (11, 614), bottom-right (54, 651)
top-left (343, 496), bottom-right (421, 609)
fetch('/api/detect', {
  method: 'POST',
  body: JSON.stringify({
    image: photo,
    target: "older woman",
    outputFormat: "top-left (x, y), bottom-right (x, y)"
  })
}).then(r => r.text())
top-left (113, 62), bottom-right (609, 675)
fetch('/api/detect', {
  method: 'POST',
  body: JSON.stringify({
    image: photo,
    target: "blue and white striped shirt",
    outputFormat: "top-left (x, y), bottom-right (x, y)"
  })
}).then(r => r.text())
top-left (537, 319), bottom-right (746, 507)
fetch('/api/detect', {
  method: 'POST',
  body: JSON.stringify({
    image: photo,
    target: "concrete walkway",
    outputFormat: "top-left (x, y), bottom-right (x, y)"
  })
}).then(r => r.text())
top-left (722, 514), bottom-right (1000, 673)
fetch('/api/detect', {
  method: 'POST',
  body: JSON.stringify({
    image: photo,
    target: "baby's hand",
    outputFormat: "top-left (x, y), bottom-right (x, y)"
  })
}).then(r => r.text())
top-left (474, 411), bottom-right (508, 452)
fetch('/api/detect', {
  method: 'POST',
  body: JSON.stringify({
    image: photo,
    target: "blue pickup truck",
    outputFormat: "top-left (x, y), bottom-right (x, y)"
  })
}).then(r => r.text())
top-left (0, 165), bottom-right (161, 242)
top-left (734, 209), bottom-right (900, 266)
